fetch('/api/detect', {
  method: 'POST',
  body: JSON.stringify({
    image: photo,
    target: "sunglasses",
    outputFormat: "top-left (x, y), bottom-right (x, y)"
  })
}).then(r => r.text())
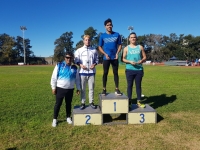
top-left (65, 56), bottom-right (72, 59)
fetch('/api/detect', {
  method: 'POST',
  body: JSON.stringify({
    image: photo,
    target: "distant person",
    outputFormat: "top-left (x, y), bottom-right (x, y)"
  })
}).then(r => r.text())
top-left (98, 18), bottom-right (122, 95)
top-left (50, 52), bottom-right (80, 127)
top-left (75, 35), bottom-right (99, 110)
top-left (199, 58), bottom-right (200, 66)
top-left (195, 58), bottom-right (198, 66)
top-left (122, 32), bottom-right (146, 108)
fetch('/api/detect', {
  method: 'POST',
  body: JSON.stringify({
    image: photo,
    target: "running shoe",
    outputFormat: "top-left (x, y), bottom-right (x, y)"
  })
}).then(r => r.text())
top-left (80, 103), bottom-right (85, 110)
top-left (102, 89), bottom-right (106, 95)
top-left (137, 101), bottom-right (146, 108)
top-left (115, 89), bottom-right (122, 96)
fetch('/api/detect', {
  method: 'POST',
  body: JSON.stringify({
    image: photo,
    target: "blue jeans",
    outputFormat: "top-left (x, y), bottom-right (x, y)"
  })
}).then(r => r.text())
top-left (125, 69), bottom-right (144, 100)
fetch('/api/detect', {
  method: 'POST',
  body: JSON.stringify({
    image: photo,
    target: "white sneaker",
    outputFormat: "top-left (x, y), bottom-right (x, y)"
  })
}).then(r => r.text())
top-left (67, 117), bottom-right (72, 124)
top-left (52, 119), bottom-right (57, 127)
top-left (141, 94), bottom-right (145, 97)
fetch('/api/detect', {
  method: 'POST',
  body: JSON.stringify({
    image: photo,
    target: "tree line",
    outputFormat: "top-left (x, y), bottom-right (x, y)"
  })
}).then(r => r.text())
top-left (1, 27), bottom-right (200, 65)
top-left (53, 27), bottom-right (200, 63)
top-left (0, 33), bottom-right (46, 65)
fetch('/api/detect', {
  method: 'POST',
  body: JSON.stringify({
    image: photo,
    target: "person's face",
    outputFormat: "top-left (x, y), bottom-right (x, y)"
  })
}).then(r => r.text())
top-left (83, 37), bottom-right (90, 46)
top-left (105, 22), bottom-right (113, 32)
top-left (65, 54), bottom-right (72, 65)
top-left (129, 34), bottom-right (137, 44)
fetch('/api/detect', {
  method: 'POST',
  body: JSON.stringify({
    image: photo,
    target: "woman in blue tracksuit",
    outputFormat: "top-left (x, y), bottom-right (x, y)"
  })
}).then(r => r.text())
top-left (50, 52), bottom-right (80, 127)
top-left (122, 32), bottom-right (146, 108)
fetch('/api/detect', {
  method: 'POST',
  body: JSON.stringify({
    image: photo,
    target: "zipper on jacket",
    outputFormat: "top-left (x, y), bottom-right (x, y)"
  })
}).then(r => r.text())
top-left (87, 46), bottom-right (89, 74)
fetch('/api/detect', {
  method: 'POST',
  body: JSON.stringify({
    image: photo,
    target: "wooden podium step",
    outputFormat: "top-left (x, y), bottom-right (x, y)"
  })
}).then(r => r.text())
top-left (128, 104), bottom-right (157, 124)
top-left (72, 106), bottom-right (102, 126)
top-left (99, 93), bottom-right (128, 114)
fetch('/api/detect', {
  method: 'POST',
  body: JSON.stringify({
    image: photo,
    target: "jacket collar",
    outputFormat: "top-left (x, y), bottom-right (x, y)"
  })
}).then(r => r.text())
top-left (83, 45), bottom-right (91, 49)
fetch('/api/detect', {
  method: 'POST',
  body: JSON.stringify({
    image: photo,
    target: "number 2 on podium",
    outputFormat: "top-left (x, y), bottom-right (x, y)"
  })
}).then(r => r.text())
top-left (85, 115), bottom-right (91, 124)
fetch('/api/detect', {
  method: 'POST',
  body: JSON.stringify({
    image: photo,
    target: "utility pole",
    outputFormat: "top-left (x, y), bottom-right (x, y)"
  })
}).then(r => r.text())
top-left (127, 26), bottom-right (134, 45)
top-left (20, 26), bottom-right (27, 65)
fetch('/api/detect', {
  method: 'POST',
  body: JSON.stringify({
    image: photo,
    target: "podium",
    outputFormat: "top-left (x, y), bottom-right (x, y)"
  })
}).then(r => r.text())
top-left (72, 93), bottom-right (157, 126)
top-left (73, 106), bottom-right (102, 126)
top-left (128, 104), bottom-right (157, 124)
top-left (99, 93), bottom-right (128, 114)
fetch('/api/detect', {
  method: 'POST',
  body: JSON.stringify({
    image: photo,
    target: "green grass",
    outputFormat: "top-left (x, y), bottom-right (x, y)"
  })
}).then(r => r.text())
top-left (0, 65), bottom-right (200, 150)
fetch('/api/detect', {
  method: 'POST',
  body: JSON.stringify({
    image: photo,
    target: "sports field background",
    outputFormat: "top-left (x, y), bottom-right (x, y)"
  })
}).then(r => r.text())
top-left (0, 65), bottom-right (199, 150)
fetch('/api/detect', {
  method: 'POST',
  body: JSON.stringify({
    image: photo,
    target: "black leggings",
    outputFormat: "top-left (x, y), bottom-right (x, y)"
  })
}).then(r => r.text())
top-left (103, 59), bottom-right (119, 88)
top-left (53, 87), bottom-right (74, 119)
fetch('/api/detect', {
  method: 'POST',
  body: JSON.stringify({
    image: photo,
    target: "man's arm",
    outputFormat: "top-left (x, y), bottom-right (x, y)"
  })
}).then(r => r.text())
top-left (98, 34), bottom-right (110, 60)
top-left (90, 49), bottom-right (99, 69)
top-left (74, 50), bottom-right (80, 65)
top-left (75, 69), bottom-right (80, 95)
top-left (98, 46), bottom-right (110, 60)
top-left (115, 34), bottom-right (122, 59)
top-left (115, 44), bottom-right (122, 59)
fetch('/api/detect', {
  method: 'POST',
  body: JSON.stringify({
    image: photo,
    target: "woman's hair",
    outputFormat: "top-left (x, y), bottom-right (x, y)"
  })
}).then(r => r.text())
top-left (65, 51), bottom-right (74, 57)
top-left (129, 32), bottom-right (137, 39)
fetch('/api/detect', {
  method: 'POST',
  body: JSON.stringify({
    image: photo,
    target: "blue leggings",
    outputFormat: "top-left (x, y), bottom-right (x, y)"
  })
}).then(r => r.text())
top-left (125, 69), bottom-right (144, 100)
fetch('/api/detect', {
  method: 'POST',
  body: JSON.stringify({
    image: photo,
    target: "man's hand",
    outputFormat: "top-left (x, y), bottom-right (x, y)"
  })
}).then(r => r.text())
top-left (80, 64), bottom-right (87, 70)
top-left (76, 90), bottom-right (80, 95)
top-left (105, 54), bottom-right (110, 60)
top-left (52, 89), bottom-right (56, 95)
top-left (90, 64), bottom-right (96, 69)
top-left (114, 53), bottom-right (118, 59)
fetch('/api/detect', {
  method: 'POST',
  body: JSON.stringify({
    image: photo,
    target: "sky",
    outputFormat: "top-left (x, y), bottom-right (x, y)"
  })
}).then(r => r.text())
top-left (1, 0), bottom-right (200, 57)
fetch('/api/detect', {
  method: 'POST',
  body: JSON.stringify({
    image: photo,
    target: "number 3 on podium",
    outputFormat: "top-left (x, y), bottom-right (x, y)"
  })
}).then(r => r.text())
top-left (140, 113), bottom-right (145, 123)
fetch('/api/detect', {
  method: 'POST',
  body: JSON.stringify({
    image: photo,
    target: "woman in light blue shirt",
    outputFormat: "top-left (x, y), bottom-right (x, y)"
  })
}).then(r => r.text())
top-left (122, 32), bottom-right (146, 108)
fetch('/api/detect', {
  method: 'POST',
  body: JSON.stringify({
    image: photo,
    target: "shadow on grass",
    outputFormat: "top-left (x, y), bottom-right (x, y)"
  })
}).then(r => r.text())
top-left (103, 114), bottom-right (127, 124)
top-left (6, 148), bottom-right (17, 150)
top-left (145, 94), bottom-right (176, 123)
top-left (131, 94), bottom-right (177, 109)
top-left (143, 94), bottom-right (177, 109)
top-left (157, 113), bottom-right (164, 123)
top-left (57, 119), bottom-right (68, 125)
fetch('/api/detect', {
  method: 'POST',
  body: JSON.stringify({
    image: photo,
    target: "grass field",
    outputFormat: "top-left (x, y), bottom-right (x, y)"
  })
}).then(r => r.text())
top-left (0, 65), bottom-right (200, 150)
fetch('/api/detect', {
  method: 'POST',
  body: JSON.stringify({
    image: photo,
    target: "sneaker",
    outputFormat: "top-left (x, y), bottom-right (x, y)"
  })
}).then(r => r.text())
top-left (67, 117), bottom-right (72, 124)
top-left (141, 94), bottom-right (145, 97)
top-left (102, 89), bottom-right (106, 95)
top-left (115, 89), bottom-right (122, 96)
top-left (137, 101), bottom-right (146, 108)
top-left (90, 102), bottom-right (96, 109)
top-left (52, 119), bottom-right (57, 127)
top-left (80, 103), bottom-right (85, 110)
